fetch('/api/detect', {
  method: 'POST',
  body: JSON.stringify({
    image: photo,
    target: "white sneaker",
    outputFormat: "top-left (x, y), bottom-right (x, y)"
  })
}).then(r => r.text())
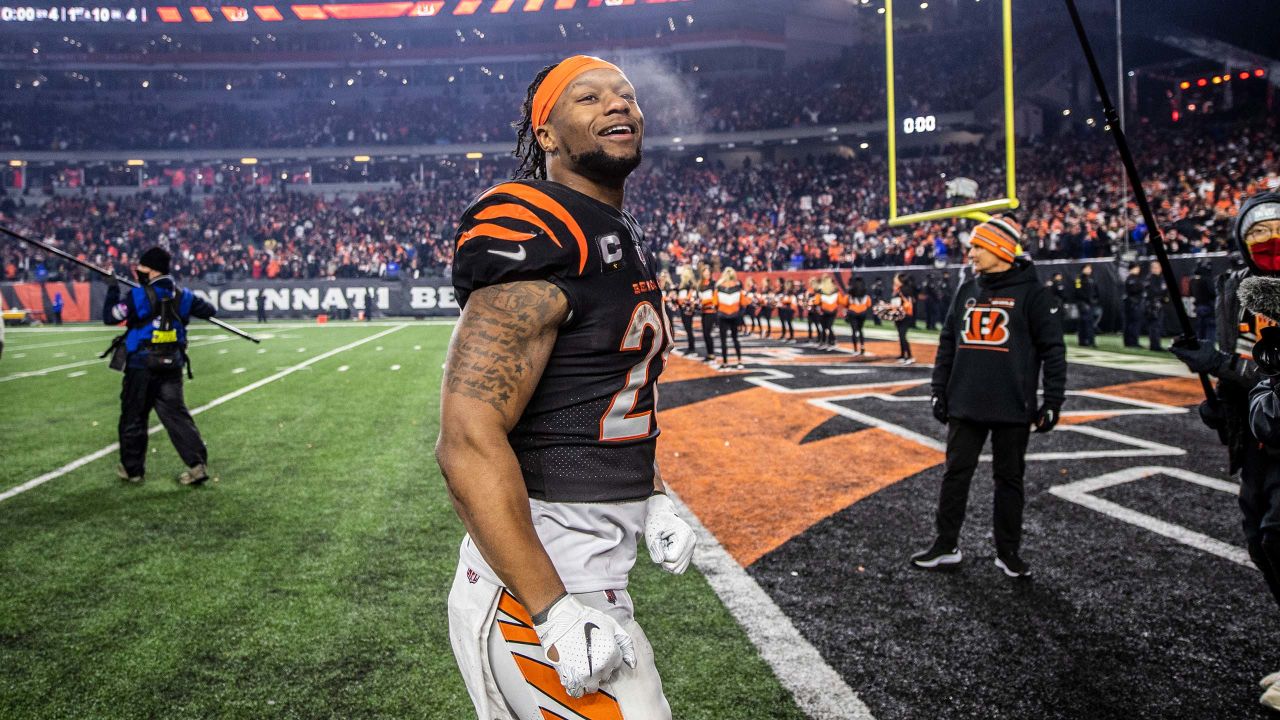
top-left (736, 363), bottom-right (745, 370)
top-left (903, 357), bottom-right (916, 365)
top-left (1262, 682), bottom-right (1280, 711)
top-left (1261, 670), bottom-right (1280, 689)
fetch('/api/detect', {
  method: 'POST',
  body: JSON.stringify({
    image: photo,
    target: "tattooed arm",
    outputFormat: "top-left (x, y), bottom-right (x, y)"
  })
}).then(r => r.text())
top-left (435, 280), bottom-right (570, 617)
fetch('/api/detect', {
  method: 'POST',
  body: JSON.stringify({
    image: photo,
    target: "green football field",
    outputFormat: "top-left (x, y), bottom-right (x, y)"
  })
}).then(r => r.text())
top-left (0, 321), bottom-right (806, 719)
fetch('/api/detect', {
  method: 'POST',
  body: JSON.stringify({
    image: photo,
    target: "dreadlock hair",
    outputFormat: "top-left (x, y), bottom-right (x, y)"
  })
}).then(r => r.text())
top-left (512, 62), bottom-right (559, 180)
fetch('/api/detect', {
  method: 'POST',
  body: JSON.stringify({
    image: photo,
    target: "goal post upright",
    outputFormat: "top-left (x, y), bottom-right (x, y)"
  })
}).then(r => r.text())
top-left (884, 0), bottom-right (1020, 228)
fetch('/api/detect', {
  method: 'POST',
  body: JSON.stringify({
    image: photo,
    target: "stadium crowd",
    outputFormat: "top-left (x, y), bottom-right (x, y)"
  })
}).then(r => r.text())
top-left (0, 34), bottom-right (1005, 151)
top-left (1, 116), bottom-right (1274, 283)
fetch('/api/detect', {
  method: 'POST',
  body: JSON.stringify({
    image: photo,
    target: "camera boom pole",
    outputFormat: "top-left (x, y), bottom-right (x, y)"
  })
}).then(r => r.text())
top-left (0, 224), bottom-right (260, 344)
top-left (1061, 0), bottom-right (1217, 408)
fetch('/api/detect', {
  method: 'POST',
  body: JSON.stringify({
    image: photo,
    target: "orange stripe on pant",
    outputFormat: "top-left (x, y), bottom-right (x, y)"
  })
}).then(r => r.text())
top-left (512, 655), bottom-right (625, 720)
top-left (498, 590), bottom-right (625, 719)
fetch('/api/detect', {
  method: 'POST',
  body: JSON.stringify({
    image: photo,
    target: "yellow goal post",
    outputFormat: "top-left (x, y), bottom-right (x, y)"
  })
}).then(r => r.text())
top-left (884, 0), bottom-right (1019, 227)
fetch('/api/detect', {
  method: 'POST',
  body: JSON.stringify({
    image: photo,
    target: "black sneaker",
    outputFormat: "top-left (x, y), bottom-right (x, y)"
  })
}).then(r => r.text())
top-left (995, 552), bottom-right (1031, 578)
top-left (911, 540), bottom-right (962, 569)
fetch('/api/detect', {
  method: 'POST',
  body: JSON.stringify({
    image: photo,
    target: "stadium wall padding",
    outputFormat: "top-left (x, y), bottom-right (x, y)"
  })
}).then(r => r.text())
top-left (2, 278), bottom-right (459, 322)
top-left (0, 281), bottom-right (95, 323)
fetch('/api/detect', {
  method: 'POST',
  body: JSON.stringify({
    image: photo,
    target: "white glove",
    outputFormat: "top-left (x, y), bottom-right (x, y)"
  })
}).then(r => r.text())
top-left (645, 492), bottom-right (697, 574)
top-left (533, 594), bottom-right (636, 698)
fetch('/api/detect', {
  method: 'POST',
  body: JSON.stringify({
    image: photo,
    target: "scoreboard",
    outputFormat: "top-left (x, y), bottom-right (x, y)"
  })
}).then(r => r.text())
top-left (0, 0), bottom-right (687, 24)
top-left (0, 5), bottom-right (144, 21)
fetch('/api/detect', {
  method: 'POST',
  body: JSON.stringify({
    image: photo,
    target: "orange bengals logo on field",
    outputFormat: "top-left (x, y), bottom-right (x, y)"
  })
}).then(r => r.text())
top-left (961, 306), bottom-right (1011, 346)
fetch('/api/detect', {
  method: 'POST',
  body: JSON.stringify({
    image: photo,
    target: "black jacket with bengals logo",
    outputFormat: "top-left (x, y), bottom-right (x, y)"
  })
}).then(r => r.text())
top-left (932, 259), bottom-right (1066, 425)
top-left (452, 179), bottom-right (668, 503)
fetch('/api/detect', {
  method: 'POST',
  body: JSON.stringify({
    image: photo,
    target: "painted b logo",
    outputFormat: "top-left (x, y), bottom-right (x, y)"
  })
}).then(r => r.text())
top-left (962, 307), bottom-right (1011, 346)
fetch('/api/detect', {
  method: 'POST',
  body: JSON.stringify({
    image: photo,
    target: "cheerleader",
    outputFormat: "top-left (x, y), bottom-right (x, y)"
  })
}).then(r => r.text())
top-left (844, 275), bottom-right (872, 355)
top-left (742, 278), bottom-right (758, 337)
top-left (818, 276), bottom-right (842, 349)
top-left (759, 278), bottom-right (779, 340)
top-left (698, 264), bottom-right (718, 363)
top-left (675, 267), bottom-right (699, 356)
top-left (805, 278), bottom-right (821, 343)
top-left (778, 280), bottom-right (798, 342)
top-left (716, 267), bottom-right (745, 369)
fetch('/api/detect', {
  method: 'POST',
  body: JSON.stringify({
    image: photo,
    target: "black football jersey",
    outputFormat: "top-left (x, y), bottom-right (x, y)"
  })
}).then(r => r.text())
top-left (452, 180), bottom-right (670, 503)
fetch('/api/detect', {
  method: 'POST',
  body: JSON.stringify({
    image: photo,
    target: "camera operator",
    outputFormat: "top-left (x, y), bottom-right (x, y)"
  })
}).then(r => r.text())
top-left (1170, 192), bottom-right (1280, 709)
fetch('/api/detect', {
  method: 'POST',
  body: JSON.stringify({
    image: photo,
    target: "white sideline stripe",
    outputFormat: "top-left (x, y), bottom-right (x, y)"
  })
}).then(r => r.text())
top-left (669, 490), bottom-right (876, 720)
top-left (0, 324), bottom-right (408, 505)
top-left (1049, 466), bottom-right (1253, 567)
top-left (67, 371), bottom-right (86, 378)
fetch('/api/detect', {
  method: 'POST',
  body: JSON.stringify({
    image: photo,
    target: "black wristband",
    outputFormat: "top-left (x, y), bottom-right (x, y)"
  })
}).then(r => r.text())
top-left (530, 592), bottom-right (568, 626)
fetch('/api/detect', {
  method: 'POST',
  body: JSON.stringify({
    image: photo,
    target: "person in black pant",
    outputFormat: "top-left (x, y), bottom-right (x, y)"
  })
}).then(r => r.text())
top-left (1123, 263), bottom-right (1145, 347)
top-left (675, 268), bottom-right (698, 356)
top-left (1145, 260), bottom-right (1170, 351)
top-left (1170, 193), bottom-right (1280, 709)
top-left (255, 293), bottom-right (268, 323)
top-left (1074, 264), bottom-right (1101, 347)
top-left (715, 268), bottom-right (744, 369)
top-left (1189, 259), bottom-right (1217, 343)
top-left (103, 247), bottom-right (217, 485)
top-left (912, 216), bottom-right (1066, 578)
top-left (892, 274), bottom-right (915, 364)
top-left (697, 264), bottom-right (717, 363)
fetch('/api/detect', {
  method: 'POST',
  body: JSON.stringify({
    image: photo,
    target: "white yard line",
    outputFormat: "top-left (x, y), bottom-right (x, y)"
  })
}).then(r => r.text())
top-left (0, 336), bottom-right (231, 383)
top-left (1049, 466), bottom-right (1252, 567)
top-left (6, 335), bottom-right (120, 351)
top-left (0, 323), bottom-right (408, 504)
top-left (669, 489), bottom-right (876, 720)
top-left (0, 358), bottom-right (103, 383)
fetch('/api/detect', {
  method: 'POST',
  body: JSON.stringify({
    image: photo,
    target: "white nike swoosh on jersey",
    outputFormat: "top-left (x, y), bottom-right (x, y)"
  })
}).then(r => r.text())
top-left (487, 246), bottom-right (527, 261)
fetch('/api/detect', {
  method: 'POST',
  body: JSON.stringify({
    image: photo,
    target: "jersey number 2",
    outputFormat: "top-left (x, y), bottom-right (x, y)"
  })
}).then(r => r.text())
top-left (600, 301), bottom-right (667, 442)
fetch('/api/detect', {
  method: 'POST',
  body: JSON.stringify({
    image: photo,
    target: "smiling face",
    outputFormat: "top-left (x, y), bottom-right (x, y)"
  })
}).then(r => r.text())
top-left (536, 67), bottom-right (644, 188)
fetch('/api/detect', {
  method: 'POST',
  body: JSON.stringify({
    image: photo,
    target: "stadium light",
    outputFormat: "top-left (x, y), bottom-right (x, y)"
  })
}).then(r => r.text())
top-left (1179, 81), bottom-right (1190, 89)
top-left (1212, 76), bottom-right (1221, 84)
top-left (1257, 68), bottom-right (1267, 77)
top-left (859, 142), bottom-right (870, 149)
top-left (8, 160), bottom-right (23, 167)
top-left (353, 155), bottom-right (371, 162)
top-left (241, 157), bottom-right (258, 165)
top-left (695, 157), bottom-right (704, 163)
top-left (1242, 71), bottom-right (1253, 80)
top-left (1196, 78), bottom-right (1207, 86)
top-left (465, 152), bottom-right (483, 160)
top-left (126, 159), bottom-right (145, 166)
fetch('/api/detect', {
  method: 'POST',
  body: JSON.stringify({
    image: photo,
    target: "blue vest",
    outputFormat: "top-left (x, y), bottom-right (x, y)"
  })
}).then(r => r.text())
top-left (124, 285), bottom-right (194, 355)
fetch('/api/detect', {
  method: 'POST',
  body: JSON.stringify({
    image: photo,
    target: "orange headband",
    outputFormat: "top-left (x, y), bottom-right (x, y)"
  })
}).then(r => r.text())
top-left (532, 55), bottom-right (623, 129)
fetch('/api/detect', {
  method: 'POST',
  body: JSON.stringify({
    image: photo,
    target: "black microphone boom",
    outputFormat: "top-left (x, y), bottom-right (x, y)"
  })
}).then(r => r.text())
top-left (0, 223), bottom-right (260, 344)
top-left (1061, 0), bottom-right (1217, 411)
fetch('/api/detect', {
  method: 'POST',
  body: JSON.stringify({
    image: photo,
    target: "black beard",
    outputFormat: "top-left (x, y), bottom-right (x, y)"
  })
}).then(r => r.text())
top-left (563, 139), bottom-right (642, 188)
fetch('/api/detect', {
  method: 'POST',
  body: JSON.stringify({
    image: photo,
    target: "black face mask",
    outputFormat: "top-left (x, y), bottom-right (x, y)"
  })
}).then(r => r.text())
top-left (136, 270), bottom-right (151, 284)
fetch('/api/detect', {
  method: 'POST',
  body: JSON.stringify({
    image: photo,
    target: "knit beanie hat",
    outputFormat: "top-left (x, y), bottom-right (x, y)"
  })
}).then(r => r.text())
top-left (139, 246), bottom-right (171, 274)
top-left (969, 215), bottom-right (1023, 263)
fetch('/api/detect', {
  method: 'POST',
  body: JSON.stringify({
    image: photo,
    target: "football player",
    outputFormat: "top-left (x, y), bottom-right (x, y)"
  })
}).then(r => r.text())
top-left (436, 55), bottom-right (697, 720)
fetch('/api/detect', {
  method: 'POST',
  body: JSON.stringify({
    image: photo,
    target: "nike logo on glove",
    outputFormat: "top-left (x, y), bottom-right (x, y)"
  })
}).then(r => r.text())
top-left (488, 246), bottom-right (527, 261)
top-left (583, 622), bottom-right (599, 676)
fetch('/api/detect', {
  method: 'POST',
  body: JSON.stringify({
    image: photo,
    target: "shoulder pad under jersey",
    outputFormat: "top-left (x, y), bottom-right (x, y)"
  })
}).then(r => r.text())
top-left (452, 181), bottom-right (589, 305)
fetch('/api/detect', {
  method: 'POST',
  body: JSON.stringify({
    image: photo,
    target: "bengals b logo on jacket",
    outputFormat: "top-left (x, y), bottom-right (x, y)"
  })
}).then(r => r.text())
top-left (961, 306), bottom-right (1011, 346)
